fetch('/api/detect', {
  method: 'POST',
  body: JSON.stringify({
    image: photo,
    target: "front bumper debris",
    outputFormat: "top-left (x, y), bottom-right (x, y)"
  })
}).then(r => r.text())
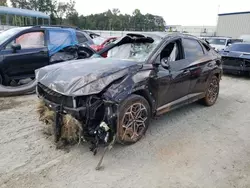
top-left (37, 97), bottom-right (118, 170)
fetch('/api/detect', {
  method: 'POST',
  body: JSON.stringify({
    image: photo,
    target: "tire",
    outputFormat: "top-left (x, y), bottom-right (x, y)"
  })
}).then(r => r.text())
top-left (201, 75), bottom-right (220, 106)
top-left (116, 94), bottom-right (151, 145)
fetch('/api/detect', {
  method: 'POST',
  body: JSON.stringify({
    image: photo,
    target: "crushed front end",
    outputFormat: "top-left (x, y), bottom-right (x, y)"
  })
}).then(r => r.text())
top-left (36, 82), bottom-right (117, 154)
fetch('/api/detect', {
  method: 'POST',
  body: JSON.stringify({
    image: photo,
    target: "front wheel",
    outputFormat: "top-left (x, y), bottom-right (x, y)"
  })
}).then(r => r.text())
top-left (116, 94), bottom-right (151, 145)
top-left (201, 75), bottom-right (220, 106)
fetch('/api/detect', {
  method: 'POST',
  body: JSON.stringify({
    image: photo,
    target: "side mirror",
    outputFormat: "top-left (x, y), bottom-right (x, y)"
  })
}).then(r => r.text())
top-left (11, 43), bottom-right (21, 53)
top-left (161, 58), bottom-right (170, 69)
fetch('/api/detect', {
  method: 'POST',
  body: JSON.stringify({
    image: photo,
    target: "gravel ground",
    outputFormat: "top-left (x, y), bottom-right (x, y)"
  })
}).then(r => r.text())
top-left (0, 75), bottom-right (250, 188)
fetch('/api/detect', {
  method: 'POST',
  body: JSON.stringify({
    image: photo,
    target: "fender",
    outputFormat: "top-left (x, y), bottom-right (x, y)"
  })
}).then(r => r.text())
top-left (102, 68), bottom-right (157, 114)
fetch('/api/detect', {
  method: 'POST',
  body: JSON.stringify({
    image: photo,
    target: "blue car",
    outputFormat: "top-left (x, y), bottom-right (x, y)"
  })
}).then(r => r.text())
top-left (220, 43), bottom-right (250, 76)
top-left (0, 26), bottom-right (96, 86)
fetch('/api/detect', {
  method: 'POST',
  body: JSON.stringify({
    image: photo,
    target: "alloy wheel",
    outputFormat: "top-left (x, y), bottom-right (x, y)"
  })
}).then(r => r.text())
top-left (207, 77), bottom-right (219, 104)
top-left (120, 102), bottom-right (148, 142)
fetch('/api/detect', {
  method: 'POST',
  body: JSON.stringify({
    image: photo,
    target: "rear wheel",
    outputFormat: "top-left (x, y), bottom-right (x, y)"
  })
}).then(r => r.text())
top-left (202, 75), bottom-right (220, 106)
top-left (116, 95), bottom-right (150, 145)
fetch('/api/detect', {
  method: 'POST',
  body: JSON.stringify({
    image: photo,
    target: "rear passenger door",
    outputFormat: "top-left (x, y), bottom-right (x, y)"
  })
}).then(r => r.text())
top-left (182, 38), bottom-right (211, 101)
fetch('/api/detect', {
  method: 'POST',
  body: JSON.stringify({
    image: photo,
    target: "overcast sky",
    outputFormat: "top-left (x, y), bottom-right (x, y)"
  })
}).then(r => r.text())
top-left (73, 0), bottom-right (250, 26)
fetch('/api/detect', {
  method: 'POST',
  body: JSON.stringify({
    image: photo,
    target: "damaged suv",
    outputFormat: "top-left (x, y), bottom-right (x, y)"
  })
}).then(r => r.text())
top-left (36, 33), bottom-right (222, 153)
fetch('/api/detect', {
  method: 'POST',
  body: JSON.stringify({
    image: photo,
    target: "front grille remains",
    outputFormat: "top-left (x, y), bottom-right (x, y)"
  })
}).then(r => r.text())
top-left (37, 83), bottom-right (73, 108)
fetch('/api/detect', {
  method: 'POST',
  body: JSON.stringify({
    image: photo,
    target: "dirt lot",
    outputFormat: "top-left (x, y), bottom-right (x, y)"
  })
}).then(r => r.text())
top-left (0, 75), bottom-right (250, 188)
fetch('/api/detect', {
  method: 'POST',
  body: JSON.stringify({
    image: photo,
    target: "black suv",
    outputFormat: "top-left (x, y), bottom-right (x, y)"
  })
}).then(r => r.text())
top-left (36, 33), bottom-right (222, 152)
top-left (0, 26), bottom-right (95, 86)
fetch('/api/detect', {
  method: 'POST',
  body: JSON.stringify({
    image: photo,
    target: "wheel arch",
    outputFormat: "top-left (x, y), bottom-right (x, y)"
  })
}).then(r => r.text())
top-left (207, 69), bottom-right (222, 83)
top-left (132, 89), bottom-right (156, 115)
top-left (214, 72), bottom-right (221, 79)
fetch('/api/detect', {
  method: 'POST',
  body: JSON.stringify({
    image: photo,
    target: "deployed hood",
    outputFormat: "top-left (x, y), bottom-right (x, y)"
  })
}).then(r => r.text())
top-left (35, 57), bottom-right (141, 96)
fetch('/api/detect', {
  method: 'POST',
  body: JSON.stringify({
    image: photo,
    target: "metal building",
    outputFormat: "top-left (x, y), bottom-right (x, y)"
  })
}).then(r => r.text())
top-left (216, 11), bottom-right (250, 38)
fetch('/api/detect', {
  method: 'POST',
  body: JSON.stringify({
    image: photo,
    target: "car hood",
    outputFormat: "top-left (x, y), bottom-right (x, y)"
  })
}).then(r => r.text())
top-left (35, 57), bottom-right (141, 96)
top-left (210, 44), bottom-right (225, 51)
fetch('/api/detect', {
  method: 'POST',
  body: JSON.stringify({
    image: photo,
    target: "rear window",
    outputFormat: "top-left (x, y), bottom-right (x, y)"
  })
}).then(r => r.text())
top-left (76, 32), bottom-right (88, 43)
top-left (182, 38), bottom-right (204, 60)
top-left (228, 44), bottom-right (250, 53)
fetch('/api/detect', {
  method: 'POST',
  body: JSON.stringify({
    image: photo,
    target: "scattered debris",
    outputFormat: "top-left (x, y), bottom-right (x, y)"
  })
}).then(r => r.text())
top-left (37, 100), bottom-right (83, 147)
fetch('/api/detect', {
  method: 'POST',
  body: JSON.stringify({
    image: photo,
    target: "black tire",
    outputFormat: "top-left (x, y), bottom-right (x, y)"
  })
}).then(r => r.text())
top-left (116, 94), bottom-right (151, 145)
top-left (201, 75), bottom-right (220, 106)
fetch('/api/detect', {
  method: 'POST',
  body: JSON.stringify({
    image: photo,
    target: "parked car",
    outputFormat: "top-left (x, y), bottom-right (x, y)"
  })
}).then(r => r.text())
top-left (0, 26), bottom-right (95, 86)
top-left (220, 43), bottom-right (250, 76)
top-left (91, 36), bottom-right (118, 51)
top-left (208, 37), bottom-right (243, 52)
top-left (91, 36), bottom-right (118, 57)
top-left (36, 33), bottom-right (222, 153)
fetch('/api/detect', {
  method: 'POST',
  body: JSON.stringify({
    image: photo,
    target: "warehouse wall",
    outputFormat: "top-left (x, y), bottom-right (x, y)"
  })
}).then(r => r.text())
top-left (216, 13), bottom-right (250, 38)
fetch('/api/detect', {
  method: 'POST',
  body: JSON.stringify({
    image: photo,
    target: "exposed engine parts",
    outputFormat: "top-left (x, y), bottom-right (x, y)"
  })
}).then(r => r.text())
top-left (37, 94), bottom-right (118, 169)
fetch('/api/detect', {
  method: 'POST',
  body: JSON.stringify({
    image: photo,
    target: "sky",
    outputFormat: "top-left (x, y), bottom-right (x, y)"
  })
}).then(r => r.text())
top-left (73, 0), bottom-right (250, 26)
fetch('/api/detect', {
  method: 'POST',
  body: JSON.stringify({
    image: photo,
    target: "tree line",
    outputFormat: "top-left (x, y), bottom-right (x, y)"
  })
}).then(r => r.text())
top-left (0, 0), bottom-right (166, 31)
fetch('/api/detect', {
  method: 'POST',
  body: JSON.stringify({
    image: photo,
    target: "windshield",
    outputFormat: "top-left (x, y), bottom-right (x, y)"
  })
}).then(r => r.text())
top-left (0, 27), bottom-right (28, 44)
top-left (228, 43), bottom-right (250, 53)
top-left (106, 41), bottom-right (160, 62)
top-left (209, 38), bottom-right (226, 45)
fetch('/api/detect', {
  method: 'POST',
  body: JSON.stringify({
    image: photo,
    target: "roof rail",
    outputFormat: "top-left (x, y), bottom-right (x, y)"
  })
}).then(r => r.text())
top-left (29, 25), bottom-right (81, 30)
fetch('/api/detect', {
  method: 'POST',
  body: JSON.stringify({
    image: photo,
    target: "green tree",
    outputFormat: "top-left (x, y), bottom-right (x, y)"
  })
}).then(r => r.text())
top-left (10, 0), bottom-right (30, 9)
top-left (0, 0), bottom-right (7, 6)
top-left (9, 1), bottom-right (166, 31)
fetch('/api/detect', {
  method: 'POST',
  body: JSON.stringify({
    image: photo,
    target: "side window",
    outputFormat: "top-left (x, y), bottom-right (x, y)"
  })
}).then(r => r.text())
top-left (76, 32), bottom-right (88, 43)
top-left (160, 40), bottom-right (182, 62)
top-left (6, 32), bottom-right (45, 49)
top-left (182, 38), bottom-right (204, 60)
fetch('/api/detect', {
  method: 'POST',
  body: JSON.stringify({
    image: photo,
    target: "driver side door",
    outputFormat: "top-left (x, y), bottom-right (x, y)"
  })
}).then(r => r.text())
top-left (155, 38), bottom-right (191, 115)
top-left (1, 31), bottom-right (49, 79)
